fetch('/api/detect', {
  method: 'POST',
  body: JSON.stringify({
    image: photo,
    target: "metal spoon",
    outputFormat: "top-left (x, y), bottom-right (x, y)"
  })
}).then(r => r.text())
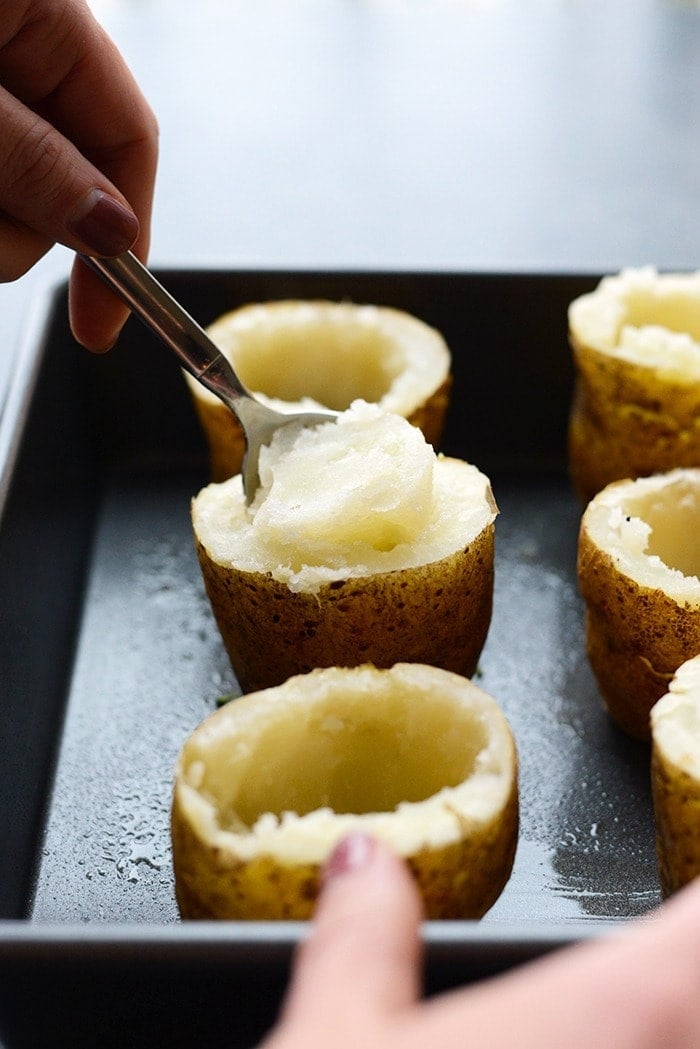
top-left (79, 250), bottom-right (337, 502)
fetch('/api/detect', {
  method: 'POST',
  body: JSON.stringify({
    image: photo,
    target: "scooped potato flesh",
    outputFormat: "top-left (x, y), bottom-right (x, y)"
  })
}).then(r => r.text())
top-left (171, 663), bottom-right (519, 919)
top-left (193, 399), bottom-right (497, 595)
top-left (578, 469), bottom-right (700, 738)
top-left (651, 656), bottom-right (700, 895)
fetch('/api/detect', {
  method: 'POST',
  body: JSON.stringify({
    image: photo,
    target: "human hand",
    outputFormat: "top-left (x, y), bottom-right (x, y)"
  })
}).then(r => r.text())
top-left (0, 0), bottom-right (158, 350)
top-left (262, 833), bottom-right (700, 1049)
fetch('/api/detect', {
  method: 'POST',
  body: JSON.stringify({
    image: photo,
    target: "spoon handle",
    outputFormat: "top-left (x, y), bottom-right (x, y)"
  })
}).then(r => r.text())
top-left (79, 250), bottom-right (250, 409)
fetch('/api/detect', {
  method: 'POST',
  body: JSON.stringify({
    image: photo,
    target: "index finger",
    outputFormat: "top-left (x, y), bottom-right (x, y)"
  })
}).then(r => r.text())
top-left (0, 0), bottom-right (158, 348)
top-left (280, 836), bottom-right (423, 1033)
top-left (0, 0), bottom-right (158, 227)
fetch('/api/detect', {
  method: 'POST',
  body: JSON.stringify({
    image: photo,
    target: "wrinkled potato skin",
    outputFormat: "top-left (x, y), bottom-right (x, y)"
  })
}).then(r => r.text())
top-left (171, 773), bottom-right (518, 920)
top-left (196, 523), bottom-right (494, 694)
top-left (651, 744), bottom-right (700, 897)
top-left (577, 523), bottom-right (700, 739)
top-left (193, 376), bottom-right (453, 482)
top-left (568, 334), bottom-right (700, 504)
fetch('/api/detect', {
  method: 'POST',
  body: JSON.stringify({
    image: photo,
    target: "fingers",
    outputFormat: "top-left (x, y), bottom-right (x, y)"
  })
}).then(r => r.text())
top-left (422, 877), bottom-right (700, 1049)
top-left (0, 85), bottom-right (140, 275)
top-left (0, 0), bottom-right (158, 350)
top-left (68, 252), bottom-right (135, 353)
top-left (276, 834), bottom-right (423, 1042)
top-left (263, 839), bottom-right (700, 1049)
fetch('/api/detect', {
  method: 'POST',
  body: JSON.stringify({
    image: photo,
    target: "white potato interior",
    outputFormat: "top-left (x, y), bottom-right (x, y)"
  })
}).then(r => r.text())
top-left (176, 665), bottom-right (515, 861)
top-left (194, 301), bottom-right (450, 414)
top-left (569, 267), bottom-right (700, 377)
top-left (198, 689), bottom-right (487, 826)
top-left (584, 470), bottom-right (700, 602)
top-left (651, 656), bottom-right (700, 779)
top-left (217, 318), bottom-right (400, 408)
top-left (623, 480), bottom-right (700, 579)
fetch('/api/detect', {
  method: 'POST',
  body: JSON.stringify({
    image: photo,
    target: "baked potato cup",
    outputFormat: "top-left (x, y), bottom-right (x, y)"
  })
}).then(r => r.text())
top-left (185, 300), bottom-right (452, 480)
top-left (192, 403), bottom-right (497, 694)
top-left (171, 663), bottom-right (519, 920)
top-left (578, 469), bottom-right (700, 739)
top-left (651, 655), bottom-right (700, 897)
top-left (568, 267), bottom-right (700, 503)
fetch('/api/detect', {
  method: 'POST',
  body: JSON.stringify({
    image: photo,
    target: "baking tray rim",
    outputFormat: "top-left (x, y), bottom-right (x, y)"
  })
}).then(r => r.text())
top-left (0, 917), bottom-right (612, 961)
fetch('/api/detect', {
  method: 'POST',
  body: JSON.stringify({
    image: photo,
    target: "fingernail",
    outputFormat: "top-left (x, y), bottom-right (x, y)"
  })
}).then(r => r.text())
top-left (67, 189), bottom-right (140, 256)
top-left (324, 833), bottom-right (376, 884)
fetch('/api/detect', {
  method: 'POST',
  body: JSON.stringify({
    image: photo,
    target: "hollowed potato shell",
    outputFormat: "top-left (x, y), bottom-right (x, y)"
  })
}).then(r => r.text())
top-left (569, 336), bottom-right (700, 504)
top-left (568, 270), bottom-right (700, 503)
top-left (171, 663), bottom-right (519, 920)
top-left (185, 300), bottom-right (453, 481)
top-left (577, 472), bottom-right (700, 739)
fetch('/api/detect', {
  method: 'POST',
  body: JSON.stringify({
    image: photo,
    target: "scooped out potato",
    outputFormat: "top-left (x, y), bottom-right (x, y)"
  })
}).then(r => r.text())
top-left (578, 468), bottom-right (700, 739)
top-left (185, 300), bottom-right (452, 480)
top-left (568, 267), bottom-right (700, 503)
top-left (192, 401), bottom-right (497, 694)
top-left (651, 655), bottom-right (700, 897)
top-left (171, 662), bottom-right (519, 920)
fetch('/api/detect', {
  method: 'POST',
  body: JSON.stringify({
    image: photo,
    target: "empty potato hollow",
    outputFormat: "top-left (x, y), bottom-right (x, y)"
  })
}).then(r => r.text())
top-left (621, 480), bottom-right (700, 579)
top-left (184, 300), bottom-right (453, 481)
top-left (219, 318), bottom-right (403, 409)
top-left (189, 693), bottom-right (489, 828)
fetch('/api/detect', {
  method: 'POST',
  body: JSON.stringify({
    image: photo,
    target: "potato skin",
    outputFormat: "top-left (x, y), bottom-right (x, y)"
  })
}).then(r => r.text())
top-left (171, 808), bottom-right (322, 919)
top-left (651, 743), bottom-right (700, 897)
top-left (193, 375), bottom-right (453, 482)
top-left (171, 769), bottom-right (518, 921)
top-left (190, 396), bottom-right (246, 484)
top-left (577, 522), bottom-right (700, 740)
top-left (195, 522), bottom-right (494, 694)
top-left (405, 773), bottom-right (518, 919)
top-left (568, 334), bottom-right (700, 504)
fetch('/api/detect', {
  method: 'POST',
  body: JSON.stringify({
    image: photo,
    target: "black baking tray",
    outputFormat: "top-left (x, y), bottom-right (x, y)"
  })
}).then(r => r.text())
top-left (0, 269), bottom-right (659, 1048)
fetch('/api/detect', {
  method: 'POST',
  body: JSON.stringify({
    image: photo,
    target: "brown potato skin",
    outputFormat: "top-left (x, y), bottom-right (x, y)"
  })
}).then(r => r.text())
top-left (405, 773), bottom-right (518, 919)
top-left (171, 811), bottom-right (322, 919)
top-left (193, 375), bottom-right (453, 482)
top-left (196, 523), bottom-right (494, 694)
top-left (577, 523), bottom-right (700, 739)
top-left (651, 743), bottom-right (700, 897)
top-left (171, 770), bottom-right (518, 920)
top-left (568, 334), bottom-right (700, 504)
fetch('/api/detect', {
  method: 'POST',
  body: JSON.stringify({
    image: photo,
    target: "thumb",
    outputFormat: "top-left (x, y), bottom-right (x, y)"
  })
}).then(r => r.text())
top-left (281, 835), bottom-right (424, 1033)
top-left (0, 87), bottom-right (139, 277)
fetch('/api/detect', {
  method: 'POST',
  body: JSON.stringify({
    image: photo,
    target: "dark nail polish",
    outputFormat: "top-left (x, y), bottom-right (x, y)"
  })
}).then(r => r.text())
top-left (67, 189), bottom-right (140, 256)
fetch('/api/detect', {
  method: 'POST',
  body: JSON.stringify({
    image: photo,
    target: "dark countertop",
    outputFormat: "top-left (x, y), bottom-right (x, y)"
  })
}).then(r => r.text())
top-left (0, 0), bottom-right (699, 405)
